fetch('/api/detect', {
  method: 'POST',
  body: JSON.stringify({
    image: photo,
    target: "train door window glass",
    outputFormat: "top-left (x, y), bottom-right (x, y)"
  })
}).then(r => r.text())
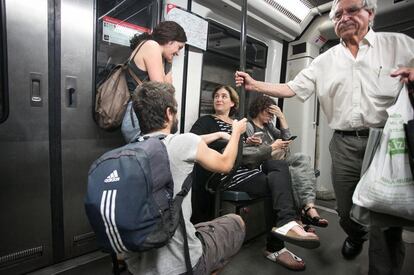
top-left (207, 22), bottom-right (267, 68)
top-left (200, 53), bottom-right (266, 117)
top-left (0, 0), bottom-right (8, 123)
top-left (95, 0), bottom-right (157, 88)
top-left (200, 22), bottom-right (267, 117)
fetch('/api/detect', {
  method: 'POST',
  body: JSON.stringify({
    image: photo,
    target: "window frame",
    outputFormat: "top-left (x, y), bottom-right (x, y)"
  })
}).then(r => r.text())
top-left (206, 20), bottom-right (268, 69)
top-left (92, 0), bottom-right (160, 122)
top-left (0, 0), bottom-right (9, 123)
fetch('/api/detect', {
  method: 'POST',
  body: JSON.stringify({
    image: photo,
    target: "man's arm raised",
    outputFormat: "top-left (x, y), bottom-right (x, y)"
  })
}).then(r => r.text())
top-left (195, 118), bottom-right (247, 173)
top-left (235, 71), bottom-right (296, 98)
top-left (200, 132), bottom-right (231, 145)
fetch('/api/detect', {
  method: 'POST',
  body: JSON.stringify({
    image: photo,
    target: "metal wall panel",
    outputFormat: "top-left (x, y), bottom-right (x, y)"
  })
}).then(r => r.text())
top-left (284, 57), bottom-right (317, 164)
top-left (0, 0), bottom-right (52, 274)
top-left (60, 0), bottom-right (124, 258)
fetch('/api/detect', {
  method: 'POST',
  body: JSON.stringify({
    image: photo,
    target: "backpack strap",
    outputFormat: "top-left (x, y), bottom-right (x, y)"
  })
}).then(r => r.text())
top-left (127, 40), bottom-right (148, 86)
top-left (178, 174), bottom-right (194, 274)
top-left (132, 134), bottom-right (167, 143)
top-left (176, 172), bottom-right (193, 198)
top-left (180, 211), bottom-right (193, 275)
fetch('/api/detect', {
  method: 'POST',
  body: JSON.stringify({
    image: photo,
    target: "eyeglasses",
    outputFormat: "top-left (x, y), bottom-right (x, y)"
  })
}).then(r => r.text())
top-left (332, 5), bottom-right (366, 22)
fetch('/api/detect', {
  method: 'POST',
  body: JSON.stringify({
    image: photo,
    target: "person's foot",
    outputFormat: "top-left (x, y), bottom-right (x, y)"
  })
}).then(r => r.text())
top-left (341, 237), bottom-right (363, 259)
top-left (298, 221), bottom-right (316, 233)
top-left (301, 206), bottom-right (328, 227)
top-left (264, 248), bottom-right (305, 271)
top-left (272, 221), bottom-right (320, 249)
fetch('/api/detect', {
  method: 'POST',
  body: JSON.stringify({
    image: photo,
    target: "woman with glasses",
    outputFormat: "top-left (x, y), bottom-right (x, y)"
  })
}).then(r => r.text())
top-left (246, 95), bottom-right (328, 228)
top-left (190, 85), bottom-right (320, 271)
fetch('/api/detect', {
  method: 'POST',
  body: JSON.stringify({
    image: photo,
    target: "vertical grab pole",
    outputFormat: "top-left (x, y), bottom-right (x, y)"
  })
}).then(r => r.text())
top-left (238, 0), bottom-right (248, 119)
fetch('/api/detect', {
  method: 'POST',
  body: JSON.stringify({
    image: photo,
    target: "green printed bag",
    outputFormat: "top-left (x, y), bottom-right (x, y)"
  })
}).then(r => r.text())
top-left (353, 85), bottom-right (414, 220)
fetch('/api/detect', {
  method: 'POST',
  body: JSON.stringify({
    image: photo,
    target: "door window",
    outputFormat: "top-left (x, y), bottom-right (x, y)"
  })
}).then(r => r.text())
top-left (207, 22), bottom-right (267, 68)
top-left (95, 0), bottom-right (158, 85)
top-left (200, 22), bottom-right (267, 117)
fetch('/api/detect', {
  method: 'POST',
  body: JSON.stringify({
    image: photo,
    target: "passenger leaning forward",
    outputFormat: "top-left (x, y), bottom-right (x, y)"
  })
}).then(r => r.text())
top-left (122, 21), bottom-right (187, 142)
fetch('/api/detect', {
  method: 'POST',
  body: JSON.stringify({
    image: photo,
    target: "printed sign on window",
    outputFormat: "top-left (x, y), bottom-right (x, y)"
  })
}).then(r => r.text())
top-left (165, 4), bottom-right (208, 51)
top-left (102, 16), bottom-right (150, 47)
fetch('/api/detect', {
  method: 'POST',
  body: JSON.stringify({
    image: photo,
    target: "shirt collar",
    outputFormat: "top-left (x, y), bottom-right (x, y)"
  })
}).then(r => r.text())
top-left (340, 28), bottom-right (376, 48)
top-left (364, 28), bottom-right (376, 47)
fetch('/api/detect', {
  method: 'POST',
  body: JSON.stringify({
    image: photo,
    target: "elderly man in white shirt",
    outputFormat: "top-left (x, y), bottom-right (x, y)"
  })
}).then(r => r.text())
top-left (235, 0), bottom-right (414, 274)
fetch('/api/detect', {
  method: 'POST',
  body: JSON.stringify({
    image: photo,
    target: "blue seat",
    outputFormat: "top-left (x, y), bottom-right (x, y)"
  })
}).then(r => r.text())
top-left (205, 173), bottom-right (268, 241)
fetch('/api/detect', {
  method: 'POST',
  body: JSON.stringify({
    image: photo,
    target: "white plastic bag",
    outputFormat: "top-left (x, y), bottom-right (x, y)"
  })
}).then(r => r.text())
top-left (352, 86), bottom-right (414, 220)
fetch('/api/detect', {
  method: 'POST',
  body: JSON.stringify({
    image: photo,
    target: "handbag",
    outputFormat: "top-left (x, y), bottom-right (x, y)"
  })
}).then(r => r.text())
top-left (352, 85), bottom-right (414, 220)
top-left (94, 44), bottom-right (144, 131)
top-left (241, 143), bottom-right (272, 169)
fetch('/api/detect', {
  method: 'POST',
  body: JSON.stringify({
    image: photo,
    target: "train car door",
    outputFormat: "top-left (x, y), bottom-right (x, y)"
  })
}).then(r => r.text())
top-left (60, 0), bottom-right (158, 261)
top-left (0, 0), bottom-right (159, 273)
top-left (0, 1), bottom-right (53, 274)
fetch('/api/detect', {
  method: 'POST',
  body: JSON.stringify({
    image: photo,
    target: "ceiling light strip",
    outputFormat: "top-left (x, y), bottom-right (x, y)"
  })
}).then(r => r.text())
top-left (262, 0), bottom-right (302, 24)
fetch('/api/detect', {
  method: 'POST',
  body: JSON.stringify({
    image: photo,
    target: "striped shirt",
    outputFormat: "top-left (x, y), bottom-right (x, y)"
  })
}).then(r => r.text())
top-left (213, 118), bottom-right (262, 189)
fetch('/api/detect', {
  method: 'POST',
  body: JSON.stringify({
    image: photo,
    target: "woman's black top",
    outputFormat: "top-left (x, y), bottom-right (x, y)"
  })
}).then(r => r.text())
top-left (190, 115), bottom-right (261, 189)
top-left (126, 40), bottom-right (169, 93)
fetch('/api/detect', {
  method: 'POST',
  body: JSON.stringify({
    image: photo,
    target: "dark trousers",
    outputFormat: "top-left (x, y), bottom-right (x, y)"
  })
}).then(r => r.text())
top-left (369, 227), bottom-right (405, 275)
top-left (329, 133), bottom-right (368, 243)
top-left (229, 159), bottom-right (297, 251)
top-left (330, 133), bottom-right (405, 275)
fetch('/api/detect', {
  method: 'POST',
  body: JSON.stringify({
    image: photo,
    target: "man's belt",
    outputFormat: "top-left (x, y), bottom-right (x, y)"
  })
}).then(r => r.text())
top-left (334, 129), bottom-right (370, 137)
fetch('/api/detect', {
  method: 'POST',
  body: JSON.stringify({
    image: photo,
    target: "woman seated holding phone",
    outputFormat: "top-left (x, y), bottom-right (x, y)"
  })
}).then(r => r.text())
top-left (247, 95), bottom-right (328, 228)
top-left (190, 85), bottom-right (320, 271)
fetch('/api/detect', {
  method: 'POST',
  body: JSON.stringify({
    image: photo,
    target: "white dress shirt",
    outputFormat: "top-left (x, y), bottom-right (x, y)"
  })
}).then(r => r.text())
top-left (288, 29), bottom-right (414, 130)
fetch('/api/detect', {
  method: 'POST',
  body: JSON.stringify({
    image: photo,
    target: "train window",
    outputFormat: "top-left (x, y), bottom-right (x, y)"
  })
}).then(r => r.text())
top-left (200, 22), bottom-right (267, 117)
top-left (0, 0), bottom-right (8, 123)
top-left (207, 22), bottom-right (268, 69)
top-left (95, 0), bottom-right (158, 86)
top-left (200, 52), bottom-right (266, 118)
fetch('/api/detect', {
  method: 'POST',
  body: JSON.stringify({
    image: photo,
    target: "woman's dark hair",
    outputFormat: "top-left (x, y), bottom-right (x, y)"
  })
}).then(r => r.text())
top-left (130, 21), bottom-right (187, 49)
top-left (212, 85), bottom-right (239, 117)
top-left (248, 95), bottom-right (276, 119)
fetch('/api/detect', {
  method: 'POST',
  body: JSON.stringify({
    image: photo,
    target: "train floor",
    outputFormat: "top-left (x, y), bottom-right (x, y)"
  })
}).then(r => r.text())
top-left (30, 203), bottom-right (414, 275)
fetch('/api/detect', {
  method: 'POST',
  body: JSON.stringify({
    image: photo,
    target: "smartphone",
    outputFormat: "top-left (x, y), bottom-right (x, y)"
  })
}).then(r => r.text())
top-left (252, 132), bottom-right (264, 138)
top-left (287, 135), bottom-right (297, 141)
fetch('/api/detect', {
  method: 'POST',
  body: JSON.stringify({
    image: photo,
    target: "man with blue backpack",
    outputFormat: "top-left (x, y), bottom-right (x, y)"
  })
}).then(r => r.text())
top-left (128, 81), bottom-right (248, 275)
top-left (86, 81), bottom-right (247, 275)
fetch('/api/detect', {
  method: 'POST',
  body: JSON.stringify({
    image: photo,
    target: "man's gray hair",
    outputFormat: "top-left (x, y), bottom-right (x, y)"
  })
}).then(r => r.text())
top-left (329, 0), bottom-right (377, 26)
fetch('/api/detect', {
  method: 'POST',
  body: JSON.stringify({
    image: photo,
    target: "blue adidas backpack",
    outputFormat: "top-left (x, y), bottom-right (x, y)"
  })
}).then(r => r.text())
top-left (84, 136), bottom-right (192, 254)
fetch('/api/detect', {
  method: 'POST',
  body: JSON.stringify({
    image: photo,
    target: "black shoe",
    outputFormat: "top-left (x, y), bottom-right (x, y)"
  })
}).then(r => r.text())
top-left (341, 237), bottom-right (363, 260)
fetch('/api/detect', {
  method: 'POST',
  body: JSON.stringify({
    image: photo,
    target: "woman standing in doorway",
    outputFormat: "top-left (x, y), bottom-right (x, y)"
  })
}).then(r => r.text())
top-left (122, 21), bottom-right (187, 142)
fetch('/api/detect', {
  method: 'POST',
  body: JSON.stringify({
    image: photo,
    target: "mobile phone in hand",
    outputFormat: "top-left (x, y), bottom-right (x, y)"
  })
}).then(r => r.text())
top-left (287, 135), bottom-right (297, 141)
top-left (252, 132), bottom-right (264, 138)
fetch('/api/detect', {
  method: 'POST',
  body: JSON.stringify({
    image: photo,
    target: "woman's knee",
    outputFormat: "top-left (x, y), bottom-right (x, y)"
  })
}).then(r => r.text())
top-left (264, 159), bottom-right (289, 173)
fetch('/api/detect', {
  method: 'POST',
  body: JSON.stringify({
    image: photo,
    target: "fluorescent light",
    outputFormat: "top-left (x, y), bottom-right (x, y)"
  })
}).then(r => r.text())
top-left (273, 0), bottom-right (311, 21)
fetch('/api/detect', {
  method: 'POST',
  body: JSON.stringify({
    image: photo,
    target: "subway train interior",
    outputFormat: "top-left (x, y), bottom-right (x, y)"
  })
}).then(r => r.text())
top-left (1, 0), bottom-right (414, 274)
